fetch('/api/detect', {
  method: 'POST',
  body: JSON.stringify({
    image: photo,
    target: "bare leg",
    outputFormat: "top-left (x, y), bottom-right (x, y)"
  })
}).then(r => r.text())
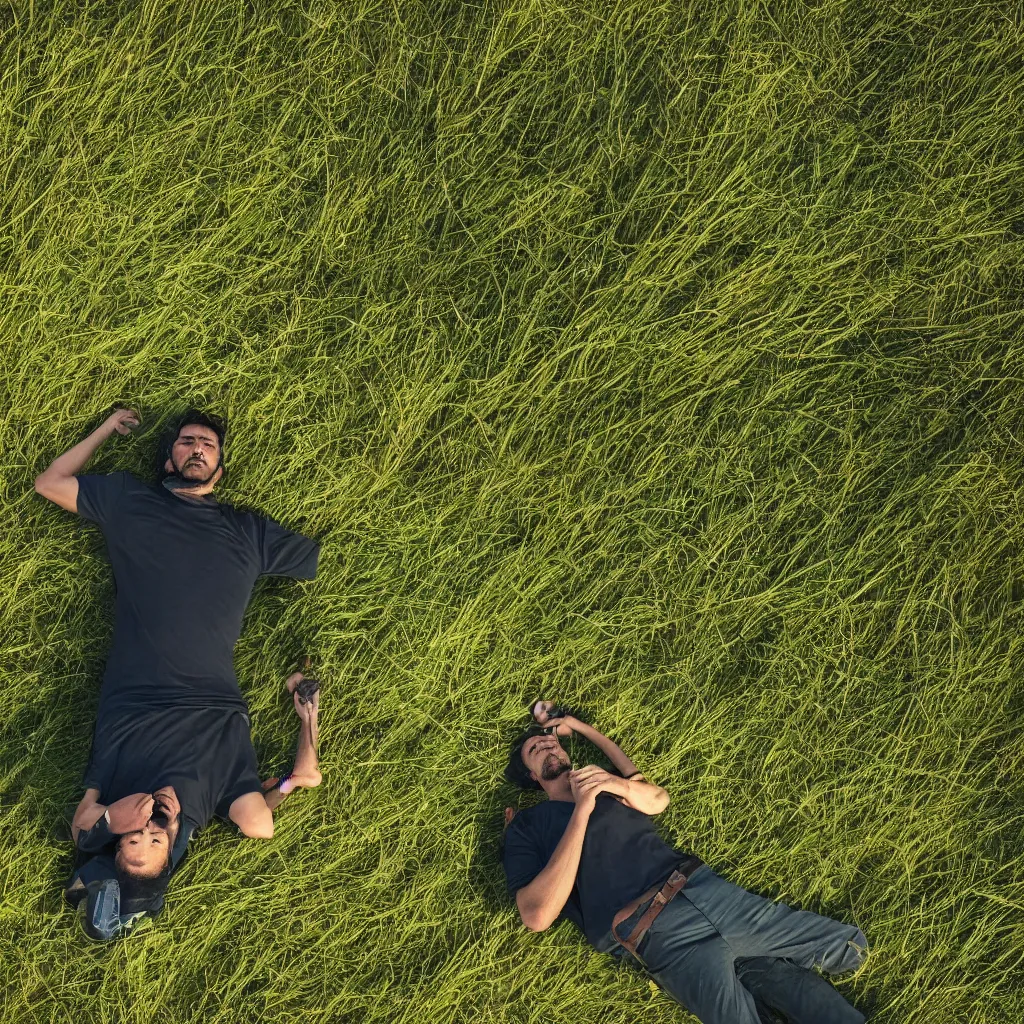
top-left (263, 671), bottom-right (321, 811)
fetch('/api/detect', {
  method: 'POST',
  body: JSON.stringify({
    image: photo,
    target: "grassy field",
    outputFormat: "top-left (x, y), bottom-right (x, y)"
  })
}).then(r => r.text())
top-left (1, 1), bottom-right (1023, 1021)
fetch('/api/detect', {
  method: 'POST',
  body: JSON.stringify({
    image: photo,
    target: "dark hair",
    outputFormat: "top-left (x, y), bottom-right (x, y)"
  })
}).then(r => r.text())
top-left (115, 858), bottom-right (172, 907)
top-left (157, 408), bottom-right (228, 479)
top-left (505, 732), bottom-right (542, 790)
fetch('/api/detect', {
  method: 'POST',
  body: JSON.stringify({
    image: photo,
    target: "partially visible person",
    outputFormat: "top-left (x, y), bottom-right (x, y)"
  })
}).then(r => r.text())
top-left (67, 670), bottom-right (322, 938)
top-left (501, 705), bottom-right (868, 1024)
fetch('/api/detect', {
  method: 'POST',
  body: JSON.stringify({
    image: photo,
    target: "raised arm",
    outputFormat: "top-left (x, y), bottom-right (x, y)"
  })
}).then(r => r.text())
top-left (34, 408), bottom-right (139, 512)
top-left (543, 713), bottom-right (670, 815)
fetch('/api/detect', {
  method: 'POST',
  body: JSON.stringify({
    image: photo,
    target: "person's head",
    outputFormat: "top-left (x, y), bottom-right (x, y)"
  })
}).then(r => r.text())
top-left (505, 731), bottom-right (572, 792)
top-left (161, 409), bottom-right (227, 493)
top-left (115, 817), bottom-right (178, 881)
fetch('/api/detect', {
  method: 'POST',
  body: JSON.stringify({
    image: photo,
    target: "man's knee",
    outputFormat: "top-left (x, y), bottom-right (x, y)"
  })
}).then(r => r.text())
top-left (229, 792), bottom-right (274, 839)
top-left (240, 816), bottom-right (274, 839)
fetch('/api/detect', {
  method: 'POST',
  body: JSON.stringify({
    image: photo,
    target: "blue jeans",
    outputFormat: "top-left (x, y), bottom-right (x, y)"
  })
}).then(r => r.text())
top-left (614, 866), bottom-right (867, 1024)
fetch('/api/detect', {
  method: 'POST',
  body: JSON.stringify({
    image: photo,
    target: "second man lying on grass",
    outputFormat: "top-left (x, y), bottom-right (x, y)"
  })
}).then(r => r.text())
top-left (503, 704), bottom-right (868, 1024)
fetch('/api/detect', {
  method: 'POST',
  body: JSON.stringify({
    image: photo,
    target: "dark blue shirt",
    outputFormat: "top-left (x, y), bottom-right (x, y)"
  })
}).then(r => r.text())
top-left (503, 794), bottom-right (697, 951)
top-left (83, 704), bottom-right (262, 829)
top-left (76, 471), bottom-right (319, 716)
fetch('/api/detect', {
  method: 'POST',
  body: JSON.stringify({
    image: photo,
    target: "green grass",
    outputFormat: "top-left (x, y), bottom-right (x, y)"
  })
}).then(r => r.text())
top-left (1, 1), bottom-right (1023, 1021)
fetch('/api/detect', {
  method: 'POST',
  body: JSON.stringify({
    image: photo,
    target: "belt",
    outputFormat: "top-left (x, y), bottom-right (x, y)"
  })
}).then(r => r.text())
top-left (611, 861), bottom-right (700, 960)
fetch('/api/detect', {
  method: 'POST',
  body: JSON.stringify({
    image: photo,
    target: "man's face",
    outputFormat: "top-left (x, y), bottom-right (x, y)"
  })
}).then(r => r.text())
top-left (521, 733), bottom-right (572, 784)
top-left (116, 819), bottom-right (176, 878)
top-left (166, 424), bottom-right (222, 486)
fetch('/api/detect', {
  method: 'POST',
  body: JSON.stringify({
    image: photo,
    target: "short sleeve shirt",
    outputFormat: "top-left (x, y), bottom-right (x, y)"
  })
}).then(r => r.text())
top-left (503, 795), bottom-right (696, 951)
top-left (75, 472), bottom-right (319, 714)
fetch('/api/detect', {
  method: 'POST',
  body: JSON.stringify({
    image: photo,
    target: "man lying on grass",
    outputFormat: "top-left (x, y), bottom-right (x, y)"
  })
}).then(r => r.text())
top-left (503, 705), bottom-right (868, 1024)
top-left (35, 406), bottom-right (322, 937)
top-left (67, 669), bottom-right (321, 938)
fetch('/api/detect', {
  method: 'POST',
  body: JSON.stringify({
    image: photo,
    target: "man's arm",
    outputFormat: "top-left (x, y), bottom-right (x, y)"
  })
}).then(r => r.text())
top-left (229, 673), bottom-right (321, 839)
top-left (34, 408), bottom-right (139, 513)
top-left (570, 765), bottom-right (670, 815)
top-left (545, 714), bottom-right (670, 815)
top-left (71, 789), bottom-right (157, 844)
top-left (71, 788), bottom-right (106, 845)
top-left (515, 785), bottom-right (598, 932)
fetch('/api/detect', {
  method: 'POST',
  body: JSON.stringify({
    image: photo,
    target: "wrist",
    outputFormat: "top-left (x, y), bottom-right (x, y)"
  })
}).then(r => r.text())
top-left (572, 798), bottom-right (595, 820)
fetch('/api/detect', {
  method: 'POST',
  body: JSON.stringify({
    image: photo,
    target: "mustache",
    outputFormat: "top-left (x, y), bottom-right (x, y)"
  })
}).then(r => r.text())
top-left (540, 754), bottom-right (571, 781)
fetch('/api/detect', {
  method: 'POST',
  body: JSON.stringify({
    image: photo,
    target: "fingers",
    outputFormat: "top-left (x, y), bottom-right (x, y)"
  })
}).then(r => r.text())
top-left (108, 792), bottom-right (155, 832)
top-left (293, 688), bottom-right (320, 717)
top-left (153, 788), bottom-right (180, 819)
top-left (293, 691), bottom-right (316, 717)
top-left (111, 409), bottom-right (141, 434)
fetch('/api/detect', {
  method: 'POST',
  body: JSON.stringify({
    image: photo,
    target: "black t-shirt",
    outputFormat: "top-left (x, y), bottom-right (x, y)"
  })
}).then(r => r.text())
top-left (83, 704), bottom-right (261, 828)
top-left (76, 472), bottom-right (319, 715)
top-left (503, 795), bottom-right (698, 951)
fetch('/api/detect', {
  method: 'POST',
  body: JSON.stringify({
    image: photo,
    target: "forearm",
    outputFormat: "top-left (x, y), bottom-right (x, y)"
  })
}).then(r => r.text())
top-left (619, 776), bottom-right (670, 815)
top-left (71, 788), bottom-right (106, 844)
top-left (516, 805), bottom-right (591, 931)
top-left (571, 720), bottom-right (640, 779)
top-left (567, 721), bottom-right (669, 813)
top-left (37, 424), bottom-right (113, 481)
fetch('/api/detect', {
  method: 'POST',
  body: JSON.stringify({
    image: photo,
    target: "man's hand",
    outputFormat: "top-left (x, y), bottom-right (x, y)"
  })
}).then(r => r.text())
top-left (34, 406), bottom-right (141, 513)
top-left (279, 671), bottom-right (322, 794)
top-left (531, 701), bottom-right (580, 738)
top-left (569, 764), bottom-right (624, 811)
top-left (542, 715), bottom-right (580, 738)
top-left (104, 407), bottom-right (141, 435)
top-left (152, 785), bottom-right (180, 824)
top-left (105, 792), bottom-right (155, 834)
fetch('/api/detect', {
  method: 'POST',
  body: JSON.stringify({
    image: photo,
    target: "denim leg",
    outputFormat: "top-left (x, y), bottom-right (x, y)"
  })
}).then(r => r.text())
top-left (682, 868), bottom-right (869, 975)
top-left (638, 895), bottom-right (764, 1024)
top-left (736, 957), bottom-right (866, 1024)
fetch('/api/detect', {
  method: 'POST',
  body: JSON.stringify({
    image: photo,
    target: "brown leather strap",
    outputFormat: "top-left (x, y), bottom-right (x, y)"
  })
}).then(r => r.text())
top-left (613, 868), bottom-right (690, 959)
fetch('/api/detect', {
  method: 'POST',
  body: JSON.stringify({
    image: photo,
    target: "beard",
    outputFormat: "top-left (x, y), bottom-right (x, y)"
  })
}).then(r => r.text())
top-left (165, 456), bottom-right (220, 490)
top-left (540, 754), bottom-right (571, 781)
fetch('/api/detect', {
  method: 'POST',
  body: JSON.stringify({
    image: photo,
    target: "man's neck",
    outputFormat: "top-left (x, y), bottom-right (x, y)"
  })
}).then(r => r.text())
top-left (162, 478), bottom-right (217, 502)
top-left (541, 775), bottom-right (574, 802)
